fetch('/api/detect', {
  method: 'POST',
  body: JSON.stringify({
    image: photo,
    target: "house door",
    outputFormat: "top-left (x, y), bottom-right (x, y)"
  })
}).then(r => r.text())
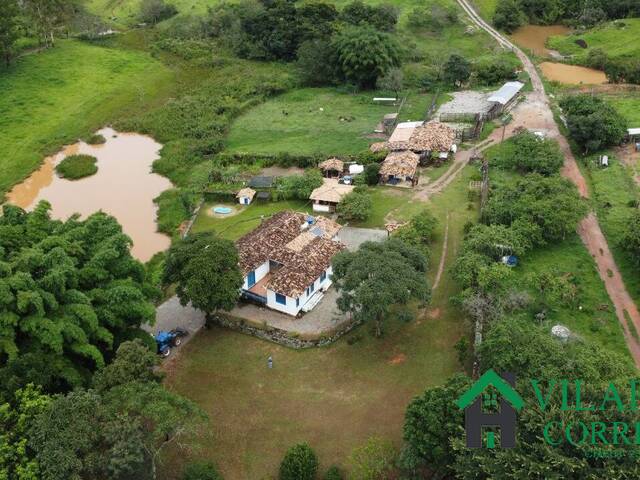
top-left (248, 270), bottom-right (256, 287)
top-left (244, 198), bottom-right (249, 205)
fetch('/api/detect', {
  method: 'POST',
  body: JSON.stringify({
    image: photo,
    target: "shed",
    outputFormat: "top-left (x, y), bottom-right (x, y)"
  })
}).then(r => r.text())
top-left (488, 81), bottom-right (525, 108)
top-left (309, 179), bottom-right (354, 213)
top-left (236, 187), bottom-right (256, 205)
top-left (248, 176), bottom-right (274, 189)
top-left (256, 191), bottom-right (271, 201)
top-left (318, 158), bottom-right (344, 178)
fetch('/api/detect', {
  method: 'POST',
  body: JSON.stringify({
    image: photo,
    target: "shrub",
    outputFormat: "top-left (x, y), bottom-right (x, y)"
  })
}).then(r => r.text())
top-left (363, 163), bottom-right (381, 185)
top-left (85, 133), bottom-right (106, 145)
top-left (473, 54), bottom-right (519, 85)
top-left (491, 131), bottom-right (564, 175)
top-left (340, 1), bottom-right (399, 32)
top-left (493, 0), bottom-right (526, 33)
top-left (279, 443), bottom-right (318, 480)
top-left (336, 191), bottom-right (372, 221)
top-left (55, 154), bottom-right (98, 180)
top-left (183, 461), bottom-right (223, 480)
top-left (347, 437), bottom-right (395, 480)
top-left (139, 0), bottom-right (178, 24)
top-left (324, 465), bottom-right (343, 480)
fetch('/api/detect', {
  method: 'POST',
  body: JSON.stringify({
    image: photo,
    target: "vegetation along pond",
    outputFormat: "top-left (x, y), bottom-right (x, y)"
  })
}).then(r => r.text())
top-left (6, 127), bottom-right (171, 261)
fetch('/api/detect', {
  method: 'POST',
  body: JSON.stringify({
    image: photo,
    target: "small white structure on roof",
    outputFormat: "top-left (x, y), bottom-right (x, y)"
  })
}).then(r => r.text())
top-left (488, 81), bottom-right (525, 108)
top-left (236, 187), bottom-right (256, 205)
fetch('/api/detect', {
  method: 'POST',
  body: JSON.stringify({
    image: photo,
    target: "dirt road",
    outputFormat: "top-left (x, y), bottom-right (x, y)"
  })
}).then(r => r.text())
top-left (457, 0), bottom-right (640, 367)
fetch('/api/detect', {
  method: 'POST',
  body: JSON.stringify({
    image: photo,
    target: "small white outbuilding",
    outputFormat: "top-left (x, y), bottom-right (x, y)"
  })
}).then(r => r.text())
top-left (236, 187), bottom-right (256, 205)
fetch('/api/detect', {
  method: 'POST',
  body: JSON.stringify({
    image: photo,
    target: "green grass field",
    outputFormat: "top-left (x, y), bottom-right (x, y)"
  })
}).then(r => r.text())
top-left (0, 39), bottom-right (173, 197)
top-left (582, 153), bottom-right (640, 304)
top-left (472, 0), bottom-right (498, 20)
top-left (226, 88), bottom-right (402, 156)
top-left (191, 200), bottom-right (312, 240)
top-left (162, 166), bottom-right (479, 479)
top-left (548, 18), bottom-right (640, 63)
top-left (604, 94), bottom-right (640, 126)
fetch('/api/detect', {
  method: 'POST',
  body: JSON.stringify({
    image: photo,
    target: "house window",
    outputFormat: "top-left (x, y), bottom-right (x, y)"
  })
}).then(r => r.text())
top-left (296, 298), bottom-right (299, 307)
top-left (320, 271), bottom-right (327, 282)
top-left (275, 293), bottom-right (287, 305)
top-left (309, 282), bottom-right (315, 294)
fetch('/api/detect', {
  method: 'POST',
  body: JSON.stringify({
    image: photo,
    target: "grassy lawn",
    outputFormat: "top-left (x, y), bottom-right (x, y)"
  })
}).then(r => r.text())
top-left (472, 0), bottom-right (498, 20)
top-left (603, 94), bottom-right (640, 126)
top-left (348, 186), bottom-right (424, 229)
top-left (0, 38), bottom-right (173, 197)
top-left (226, 88), bottom-right (410, 156)
top-left (581, 153), bottom-right (640, 305)
top-left (548, 18), bottom-right (640, 63)
top-left (162, 166), bottom-right (479, 480)
top-left (191, 200), bottom-right (312, 240)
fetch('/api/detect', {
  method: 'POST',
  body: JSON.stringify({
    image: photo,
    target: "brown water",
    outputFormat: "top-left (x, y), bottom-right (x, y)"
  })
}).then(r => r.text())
top-left (510, 25), bottom-right (571, 57)
top-left (539, 62), bottom-right (608, 85)
top-left (6, 127), bottom-right (172, 262)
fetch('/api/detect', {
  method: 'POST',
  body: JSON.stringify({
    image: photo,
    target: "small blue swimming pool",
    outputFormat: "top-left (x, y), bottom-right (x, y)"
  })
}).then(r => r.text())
top-left (213, 206), bottom-right (233, 214)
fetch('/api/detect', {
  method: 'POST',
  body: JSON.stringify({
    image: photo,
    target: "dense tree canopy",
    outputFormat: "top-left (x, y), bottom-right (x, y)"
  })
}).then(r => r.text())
top-left (443, 54), bottom-right (471, 87)
top-left (621, 210), bottom-right (640, 267)
top-left (332, 238), bottom-right (430, 336)
top-left (163, 232), bottom-right (242, 321)
top-left (483, 174), bottom-right (587, 244)
top-left (331, 26), bottom-right (400, 89)
top-left (279, 443), bottom-right (318, 480)
top-left (560, 95), bottom-right (627, 153)
top-left (0, 0), bottom-right (21, 67)
top-left (491, 131), bottom-right (565, 175)
top-left (0, 202), bottom-right (155, 397)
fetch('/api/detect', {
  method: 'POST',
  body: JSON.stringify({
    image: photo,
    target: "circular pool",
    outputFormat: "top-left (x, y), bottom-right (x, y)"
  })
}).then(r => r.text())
top-left (213, 206), bottom-right (233, 214)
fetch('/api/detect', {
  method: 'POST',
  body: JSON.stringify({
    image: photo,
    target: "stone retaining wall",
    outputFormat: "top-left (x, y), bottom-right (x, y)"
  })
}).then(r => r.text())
top-left (212, 313), bottom-right (361, 349)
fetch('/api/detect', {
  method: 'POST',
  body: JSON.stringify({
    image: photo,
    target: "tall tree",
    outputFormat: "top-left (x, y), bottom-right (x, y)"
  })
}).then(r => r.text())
top-left (0, 203), bottom-right (155, 396)
top-left (23, 0), bottom-right (70, 48)
top-left (443, 54), bottom-right (471, 87)
top-left (0, 0), bottom-right (21, 67)
top-left (331, 26), bottom-right (400, 89)
top-left (332, 238), bottom-right (430, 336)
top-left (163, 232), bottom-right (242, 323)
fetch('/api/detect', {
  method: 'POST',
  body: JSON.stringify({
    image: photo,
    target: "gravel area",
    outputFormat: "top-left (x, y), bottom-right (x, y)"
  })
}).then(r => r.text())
top-left (437, 91), bottom-right (493, 117)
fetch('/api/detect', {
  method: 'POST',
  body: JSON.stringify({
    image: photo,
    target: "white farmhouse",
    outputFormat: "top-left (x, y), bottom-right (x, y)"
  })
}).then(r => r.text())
top-left (236, 211), bottom-right (345, 316)
top-left (236, 187), bottom-right (256, 205)
top-left (309, 178), bottom-right (354, 213)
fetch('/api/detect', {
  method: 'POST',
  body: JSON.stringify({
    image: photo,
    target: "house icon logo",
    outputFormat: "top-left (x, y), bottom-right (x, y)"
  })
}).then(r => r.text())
top-left (456, 369), bottom-right (524, 449)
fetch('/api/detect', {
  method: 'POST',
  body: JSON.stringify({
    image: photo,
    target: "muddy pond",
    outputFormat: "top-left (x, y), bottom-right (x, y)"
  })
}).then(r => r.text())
top-left (6, 127), bottom-right (172, 262)
top-left (510, 25), bottom-right (607, 85)
top-left (510, 24), bottom-right (571, 57)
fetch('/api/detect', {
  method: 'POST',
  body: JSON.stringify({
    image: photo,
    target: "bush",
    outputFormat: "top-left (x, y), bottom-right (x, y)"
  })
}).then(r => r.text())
top-left (336, 191), bottom-right (372, 221)
top-left (407, 4), bottom-right (458, 31)
top-left (139, 0), bottom-right (178, 24)
top-left (473, 54), bottom-right (519, 85)
top-left (275, 170), bottom-right (323, 200)
top-left (279, 443), bottom-right (318, 480)
top-left (340, 1), bottom-right (399, 32)
top-left (347, 437), bottom-right (395, 480)
top-left (183, 461), bottom-right (223, 480)
top-left (55, 154), bottom-right (98, 179)
top-left (493, 0), bottom-right (526, 33)
top-left (85, 133), bottom-right (106, 145)
top-left (363, 163), bottom-right (381, 185)
top-left (491, 131), bottom-right (564, 175)
top-left (324, 465), bottom-right (343, 479)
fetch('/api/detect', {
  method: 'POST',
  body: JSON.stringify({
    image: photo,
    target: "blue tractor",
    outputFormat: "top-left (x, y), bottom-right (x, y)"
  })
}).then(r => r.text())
top-left (155, 328), bottom-right (189, 357)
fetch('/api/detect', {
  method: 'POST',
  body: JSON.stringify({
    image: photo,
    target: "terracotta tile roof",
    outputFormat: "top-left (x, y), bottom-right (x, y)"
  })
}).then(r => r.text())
top-left (380, 151), bottom-right (420, 178)
top-left (236, 187), bottom-right (256, 200)
top-left (319, 157), bottom-right (344, 172)
top-left (236, 211), bottom-right (345, 297)
top-left (369, 142), bottom-right (388, 153)
top-left (405, 121), bottom-right (456, 152)
top-left (309, 178), bottom-right (354, 204)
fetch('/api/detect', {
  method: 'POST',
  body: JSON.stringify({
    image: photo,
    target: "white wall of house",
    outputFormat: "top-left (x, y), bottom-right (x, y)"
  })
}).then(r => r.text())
top-left (242, 260), bottom-right (270, 290)
top-left (312, 202), bottom-right (332, 213)
top-left (238, 196), bottom-right (252, 205)
top-left (265, 266), bottom-right (334, 316)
